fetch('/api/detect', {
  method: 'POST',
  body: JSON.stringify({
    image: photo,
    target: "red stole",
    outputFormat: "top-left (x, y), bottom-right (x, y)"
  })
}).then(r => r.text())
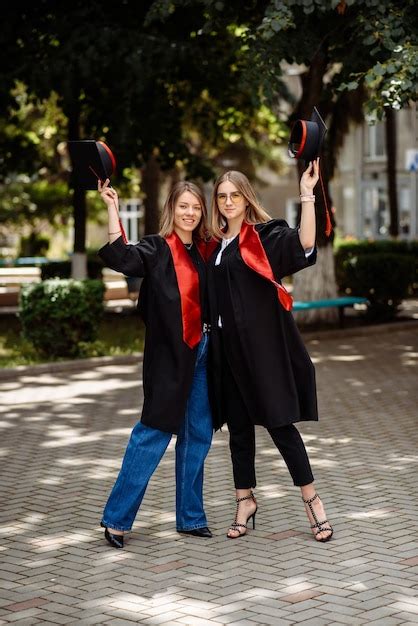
top-left (196, 237), bottom-right (218, 262)
top-left (165, 232), bottom-right (203, 348)
top-left (239, 222), bottom-right (293, 312)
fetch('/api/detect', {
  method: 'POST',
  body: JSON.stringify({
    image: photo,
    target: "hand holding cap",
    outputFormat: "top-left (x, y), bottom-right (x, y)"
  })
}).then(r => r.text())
top-left (67, 140), bottom-right (116, 190)
top-left (288, 107), bottom-right (327, 163)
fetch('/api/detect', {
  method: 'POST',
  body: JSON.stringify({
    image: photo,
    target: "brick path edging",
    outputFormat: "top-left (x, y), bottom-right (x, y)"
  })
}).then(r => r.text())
top-left (0, 353), bottom-right (143, 380)
top-left (1, 318), bottom-right (417, 381)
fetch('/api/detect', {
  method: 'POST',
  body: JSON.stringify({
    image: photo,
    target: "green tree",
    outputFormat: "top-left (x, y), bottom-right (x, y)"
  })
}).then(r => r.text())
top-left (2, 0), bottom-right (290, 271)
top-left (241, 0), bottom-right (418, 321)
top-left (3, 2), bottom-right (164, 275)
top-left (0, 85), bottom-right (71, 227)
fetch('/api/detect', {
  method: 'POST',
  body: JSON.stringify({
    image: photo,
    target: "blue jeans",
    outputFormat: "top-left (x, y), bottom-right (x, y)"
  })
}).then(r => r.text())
top-left (101, 334), bottom-right (212, 531)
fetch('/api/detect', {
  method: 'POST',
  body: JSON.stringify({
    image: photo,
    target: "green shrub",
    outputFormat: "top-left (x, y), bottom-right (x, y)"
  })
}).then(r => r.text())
top-left (41, 259), bottom-right (104, 280)
top-left (19, 279), bottom-right (105, 358)
top-left (335, 239), bottom-right (418, 294)
top-left (338, 253), bottom-right (415, 321)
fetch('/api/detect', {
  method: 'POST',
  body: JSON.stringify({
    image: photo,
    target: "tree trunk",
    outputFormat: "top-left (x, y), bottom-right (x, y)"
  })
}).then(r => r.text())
top-left (292, 244), bottom-right (338, 325)
top-left (141, 152), bottom-right (161, 235)
top-left (72, 185), bottom-right (87, 279)
top-left (385, 108), bottom-right (399, 237)
top-left (67, 97), bottom-right (87, 279)
top-left (292, 49), bottom-right (338, 323)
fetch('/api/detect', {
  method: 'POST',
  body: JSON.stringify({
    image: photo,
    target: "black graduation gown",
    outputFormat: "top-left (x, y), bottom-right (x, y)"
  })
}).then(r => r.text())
top-left (207, 219), bottom-right (318, 431)
top-left (99, 234), bottom-right (208, 435)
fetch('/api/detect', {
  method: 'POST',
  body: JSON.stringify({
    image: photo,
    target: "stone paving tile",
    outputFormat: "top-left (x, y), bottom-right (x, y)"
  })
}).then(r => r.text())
top-left (290, 608), bottom-right (329, 623)
top-left (388, 601), bottom-right (418, 614)
top-left (98, 616), bottom-right (142, 626)
top-left (369, 617), bottom-right (402, 626)
top-left (0, 608), bottom-right (44, 622)
top-left (280, 590), bottom-right (324, 603)
top-left (1, 327), bottom-right (417, 626)
top-left (68, 615), bottom-right (114, 624)
top-left (295, 619), bottom-right (333, 626)
top-left (245, 618), bottom-right (294, 626)
top-left (321, 615), bottom-right (365, 625)
top-left (2, 598), bottom-right (48, 612)
top-left (140, 613), bottom-right (185, 624)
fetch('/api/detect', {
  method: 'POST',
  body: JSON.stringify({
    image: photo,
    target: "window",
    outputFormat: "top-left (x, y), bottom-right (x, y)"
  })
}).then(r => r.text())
top-left (119, 200), bottom-right (144, 243)
top-left (399, 185), bottom-right (411, 236)
top-left (361, 181), bottom-right (412, 238)
top-left (363, 121), bottom-right (386, 159)
top-left (361, 185), bottom-right (389, 238)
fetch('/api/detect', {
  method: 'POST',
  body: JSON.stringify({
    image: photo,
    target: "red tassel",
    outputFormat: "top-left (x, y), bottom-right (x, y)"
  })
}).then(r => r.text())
top-left (319, 165), bottom-right (333, 237)
top-left (324, 208), bottom-right (332, 237)
top-left (118, 215), bottom-right (128, 244)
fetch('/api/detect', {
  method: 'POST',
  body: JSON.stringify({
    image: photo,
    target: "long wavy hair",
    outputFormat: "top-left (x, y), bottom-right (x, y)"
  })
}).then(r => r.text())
top-left (210, 170), bottom-right (271, 239)
top-left (159, 181), bottom-right (209, 240)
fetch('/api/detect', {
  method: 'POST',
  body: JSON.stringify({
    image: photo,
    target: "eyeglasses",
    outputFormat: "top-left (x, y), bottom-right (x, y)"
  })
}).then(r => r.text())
top-left (216, 191), bottom-right (243, 205)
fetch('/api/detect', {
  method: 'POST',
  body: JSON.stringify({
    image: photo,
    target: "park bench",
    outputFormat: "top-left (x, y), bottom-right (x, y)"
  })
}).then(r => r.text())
top-left (102, 268), bottom-right (130, 301)
top-left (293, 296), bottom-right (368, 327)
top-left (0, 266), bottom-right (135, 309)
top-left (0, 267), bottom-right (42, 308)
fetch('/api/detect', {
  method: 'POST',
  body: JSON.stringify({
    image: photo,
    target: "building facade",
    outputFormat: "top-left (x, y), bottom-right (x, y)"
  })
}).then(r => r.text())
top-left (255, 103), bottom-right (417, 241)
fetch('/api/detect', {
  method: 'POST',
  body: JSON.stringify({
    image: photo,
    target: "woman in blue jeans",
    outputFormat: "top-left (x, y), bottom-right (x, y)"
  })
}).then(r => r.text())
top-left (98, 179), bottom-right (215, 548)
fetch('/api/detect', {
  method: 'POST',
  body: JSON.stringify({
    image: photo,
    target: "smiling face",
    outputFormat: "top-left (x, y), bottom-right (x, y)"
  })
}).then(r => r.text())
top-left (216, 180), bottom-right (247, 224)
top-left (173, 191), bottom-right (203, 242)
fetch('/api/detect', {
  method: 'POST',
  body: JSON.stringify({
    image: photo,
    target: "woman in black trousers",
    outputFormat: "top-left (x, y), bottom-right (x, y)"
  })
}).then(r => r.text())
top-left (207, 161), bottom-right (333, 541)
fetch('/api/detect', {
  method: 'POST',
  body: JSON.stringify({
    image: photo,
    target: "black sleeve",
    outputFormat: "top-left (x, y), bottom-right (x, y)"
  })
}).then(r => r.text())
top-left (98, 235), bottom-right (160, 277)
top-left (256, 219), bottom-right (317, 279)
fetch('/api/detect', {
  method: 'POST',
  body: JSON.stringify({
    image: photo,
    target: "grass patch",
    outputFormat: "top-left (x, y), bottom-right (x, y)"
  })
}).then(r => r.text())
top-left (0, 311), bottom-right (145, 368)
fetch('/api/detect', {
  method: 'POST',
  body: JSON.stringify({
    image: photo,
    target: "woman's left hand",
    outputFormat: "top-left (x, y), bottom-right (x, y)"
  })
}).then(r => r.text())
top-left (300, 158), bottom-right (320, 195)
top-left (98, 178), bottom-right (119, 210)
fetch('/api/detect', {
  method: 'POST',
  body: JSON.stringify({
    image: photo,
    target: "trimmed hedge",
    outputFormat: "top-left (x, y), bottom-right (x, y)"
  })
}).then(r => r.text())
top-left (336, 250), bottom-right (415, 321)
top-left (41, 259), bottom-right (104, 280)
top-left (335, 240), bottom-right (418, 295)
top-left (19, 279), bottom-right (105, 358)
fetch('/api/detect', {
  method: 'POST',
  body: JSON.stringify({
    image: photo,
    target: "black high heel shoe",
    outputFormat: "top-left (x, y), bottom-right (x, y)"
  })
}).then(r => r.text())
top-left (101, 522), bottom-right (124, 549)
top-left (302, 493), bottom-right (333, 543)
top-left (227, 491), bottom-right (258, 539)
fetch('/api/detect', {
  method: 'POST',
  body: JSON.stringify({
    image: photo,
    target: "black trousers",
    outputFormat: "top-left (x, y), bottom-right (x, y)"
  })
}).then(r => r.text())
top-left (221, 336), bottom-right (314, 489)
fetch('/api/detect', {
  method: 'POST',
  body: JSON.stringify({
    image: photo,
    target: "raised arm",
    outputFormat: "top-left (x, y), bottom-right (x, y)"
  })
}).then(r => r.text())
top-left (98, 178), bottom-right (122, 244)
top-left (298, 158), bottom-right (319, 250)
top-left (97, 178), bottom-right (157, 277)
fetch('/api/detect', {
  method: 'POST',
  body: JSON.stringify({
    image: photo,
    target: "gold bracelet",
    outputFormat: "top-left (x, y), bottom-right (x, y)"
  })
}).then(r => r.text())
top-left (108, 230), bottom-right (122, 235)
top-left (300, 195), bottom-right (315, 203)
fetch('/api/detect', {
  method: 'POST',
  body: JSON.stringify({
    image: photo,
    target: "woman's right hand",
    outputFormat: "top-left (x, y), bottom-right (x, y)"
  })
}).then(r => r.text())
top-left (98, 178), bottom-right (119, 210)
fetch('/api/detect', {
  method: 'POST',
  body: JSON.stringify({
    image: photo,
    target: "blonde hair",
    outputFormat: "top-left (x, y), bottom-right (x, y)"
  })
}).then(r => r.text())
top-left (210, 171), bottom-right (271, 239)
top-left (159, 181), bottom-right (209, 240)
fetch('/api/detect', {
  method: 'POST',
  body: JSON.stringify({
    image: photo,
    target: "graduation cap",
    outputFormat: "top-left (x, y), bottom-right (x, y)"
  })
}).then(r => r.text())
top-left (288, 107), bottom-right (327, 163)
top-left (67, 140), bottom-right (116, 190)
top-left (288, 107), bottom-right (332, 237)
top-left (67, 140), bottom-right (128, 243)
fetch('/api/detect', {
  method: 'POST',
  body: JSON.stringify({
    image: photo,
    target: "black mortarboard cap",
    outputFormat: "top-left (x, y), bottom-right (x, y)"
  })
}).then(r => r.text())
top-left (288, 107), bottom-right (327, 162)
top-left (67, 140), bottom-right (116, 190)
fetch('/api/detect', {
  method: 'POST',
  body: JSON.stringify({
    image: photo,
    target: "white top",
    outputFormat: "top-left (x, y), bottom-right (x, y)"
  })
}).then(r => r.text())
top-left (214, 235), bottom-right (237, 266)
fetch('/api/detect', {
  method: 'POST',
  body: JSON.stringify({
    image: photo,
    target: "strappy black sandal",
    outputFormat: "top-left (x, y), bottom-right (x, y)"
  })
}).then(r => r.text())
top-left (227, 491), bottom-right (258, 539)
top-left (302, 493), bottom-right (333, 543)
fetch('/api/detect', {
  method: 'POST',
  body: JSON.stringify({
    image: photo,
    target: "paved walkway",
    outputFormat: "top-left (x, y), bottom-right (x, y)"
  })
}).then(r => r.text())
top-left (0, 326), bottom-right (417, 625)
